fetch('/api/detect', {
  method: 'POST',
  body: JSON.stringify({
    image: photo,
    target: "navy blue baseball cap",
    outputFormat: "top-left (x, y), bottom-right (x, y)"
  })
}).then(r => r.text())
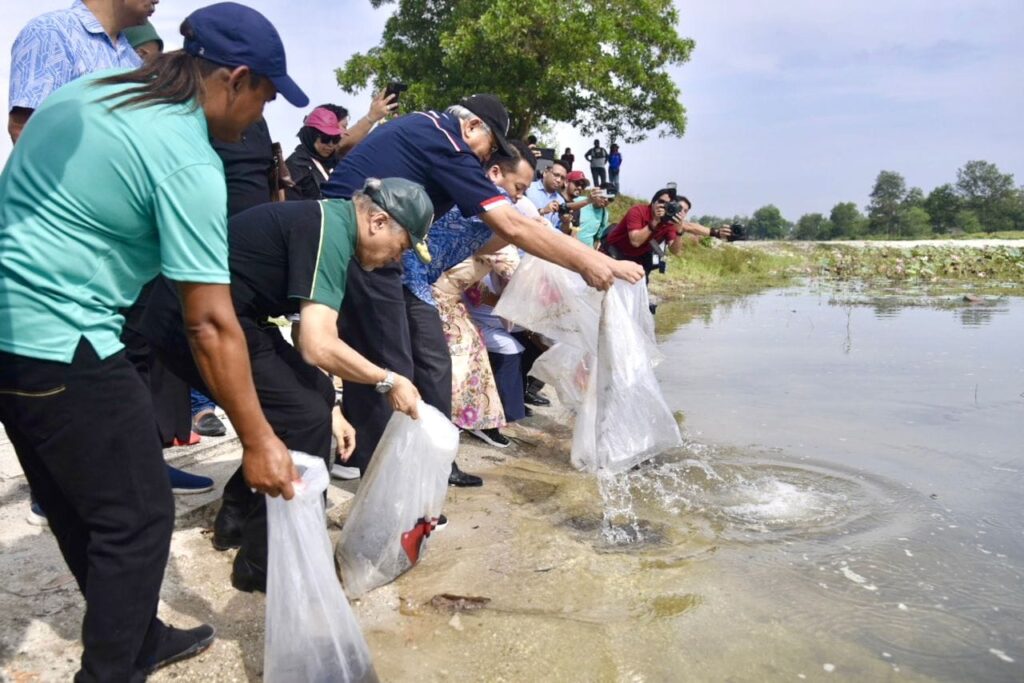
top-left (183, 2), bottom-right (308, 107)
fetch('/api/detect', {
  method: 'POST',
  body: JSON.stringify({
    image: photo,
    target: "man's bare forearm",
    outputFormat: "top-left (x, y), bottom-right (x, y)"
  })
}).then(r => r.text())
top-left (483, 206), bottom-right (591, 271)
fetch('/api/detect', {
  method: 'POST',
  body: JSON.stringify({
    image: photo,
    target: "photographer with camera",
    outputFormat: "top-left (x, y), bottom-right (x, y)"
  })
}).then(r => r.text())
top-left (601, 188), bottom-right (735, 281)
top-left (525, 159), bottom-right (569, 230)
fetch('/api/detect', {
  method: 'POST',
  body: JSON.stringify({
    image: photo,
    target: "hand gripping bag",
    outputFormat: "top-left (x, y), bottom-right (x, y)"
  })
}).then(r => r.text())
top-left (335, 402), bottom-right (459, 597)
top-left (264, 452), bottom-right (378, 683)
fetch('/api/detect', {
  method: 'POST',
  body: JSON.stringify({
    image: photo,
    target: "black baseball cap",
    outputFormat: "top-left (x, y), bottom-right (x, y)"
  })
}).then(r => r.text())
top-left (183, 2), bottom-right (308, 107)
top-left (459, 94), bottom-right (514, 157)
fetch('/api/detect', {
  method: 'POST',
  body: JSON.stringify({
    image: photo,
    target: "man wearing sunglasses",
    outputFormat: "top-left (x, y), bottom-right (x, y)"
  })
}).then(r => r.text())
top-left (525, 159), bottom-right (569, 230)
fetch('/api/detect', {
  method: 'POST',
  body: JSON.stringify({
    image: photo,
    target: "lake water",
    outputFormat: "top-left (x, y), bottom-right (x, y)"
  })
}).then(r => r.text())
top-left (362, 283), bottom-right (1023, 683)
top-left (626, 284), bottom-right (1024, 681)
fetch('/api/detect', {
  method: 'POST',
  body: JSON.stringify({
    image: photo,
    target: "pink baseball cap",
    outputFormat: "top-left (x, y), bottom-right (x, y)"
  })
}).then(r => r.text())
top-left (303, 107), bottom-right (343, 136)
top-left (566, 170), bottom-right (588, 183)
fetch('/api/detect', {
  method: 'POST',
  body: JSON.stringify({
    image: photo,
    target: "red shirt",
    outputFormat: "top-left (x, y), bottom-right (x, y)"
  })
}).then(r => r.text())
top-left (604, 204), bottom-right (678, 257)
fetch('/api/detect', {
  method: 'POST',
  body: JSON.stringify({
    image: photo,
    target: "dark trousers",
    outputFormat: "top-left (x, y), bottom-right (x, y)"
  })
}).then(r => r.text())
top-left (591, 165), bottom-right (607, 186)
top-left (151, 315), bottom-right (335, 572)
top-left (121, 281), bottom-right (192, 445)
top-left (488, 351), bottom-right (526, 422)
top-left (0, 340), bottom-right (174, 682)
top-left (339, 265), bottom-right (451, 473)
top-left (514, 330), bottom-right (547, 392)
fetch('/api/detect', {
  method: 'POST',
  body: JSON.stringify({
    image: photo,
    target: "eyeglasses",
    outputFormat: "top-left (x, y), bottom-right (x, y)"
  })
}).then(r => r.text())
top-left (548, 171), bottom-right (566, 181)
top-left (319, 134), bottom-right (342, 145)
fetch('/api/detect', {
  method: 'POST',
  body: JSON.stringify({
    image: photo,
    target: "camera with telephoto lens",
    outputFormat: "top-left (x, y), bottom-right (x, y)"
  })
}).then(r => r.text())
top-left (728, 223), bottom-right (747, 241)
top-left (662, 200), bottom-right (684, 222)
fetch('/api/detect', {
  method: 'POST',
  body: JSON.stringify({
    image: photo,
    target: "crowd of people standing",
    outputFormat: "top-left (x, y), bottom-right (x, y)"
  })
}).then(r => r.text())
top-left (0, 1), bottom-right (735, 679)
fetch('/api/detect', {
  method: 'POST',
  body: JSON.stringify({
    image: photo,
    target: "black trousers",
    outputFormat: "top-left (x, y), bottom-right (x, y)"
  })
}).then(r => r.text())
top-left (0, 340), bottom-right (174, 682)
top-left (590, 165), bottom-right (607, 186)
top-left (339, 265), bottom-right (451, 473)
top-left (121, 280), bottom-right (192, 445)
top-left (149, 313), bottom-right (335, 572)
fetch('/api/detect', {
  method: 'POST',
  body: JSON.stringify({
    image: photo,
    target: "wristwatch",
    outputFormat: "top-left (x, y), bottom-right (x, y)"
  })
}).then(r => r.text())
top-left (375, 370), bottom-right (395, 394)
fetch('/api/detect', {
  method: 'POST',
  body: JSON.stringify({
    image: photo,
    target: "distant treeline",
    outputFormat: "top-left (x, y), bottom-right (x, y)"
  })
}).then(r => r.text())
top-left (693, 160), bottom-right (1024, 240)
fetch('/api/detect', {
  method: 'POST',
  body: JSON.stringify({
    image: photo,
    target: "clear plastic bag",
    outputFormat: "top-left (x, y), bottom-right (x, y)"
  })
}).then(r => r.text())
top-left (493, 254), bottom-right (603, 352)
top-left (571, 281), bottom-right (681, 473)
top-left (335, 402), bottom-right (459, 597)
top-left (530, 342), bottom-right (593, 410)
top-left (264, 452), bottom-right (378, 683)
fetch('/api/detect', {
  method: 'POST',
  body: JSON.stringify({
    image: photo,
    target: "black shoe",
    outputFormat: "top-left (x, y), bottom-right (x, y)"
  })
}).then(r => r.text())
top-left (448, 462), bottom-right (483, 487)
top-left (212, 502), bottom-right (244, 551)
top-left (231, 553), bottom-right (267, 593)
top-left (193, 412), bottom-right (227, 437)
top-left (469, 428), bottom-right (510, 448)
top-left (434, 514), bottom-right (448, 531)
top-left (524, 406), bottom-right (534, 418)
top-left (140, 623), bottom-right (216, 675)
top-left (524, 390), bottom-right (551, 406)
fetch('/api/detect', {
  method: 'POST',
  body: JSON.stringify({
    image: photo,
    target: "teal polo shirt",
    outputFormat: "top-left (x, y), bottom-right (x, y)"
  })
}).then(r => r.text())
top-left (0, 70), bottom-right (230, 363)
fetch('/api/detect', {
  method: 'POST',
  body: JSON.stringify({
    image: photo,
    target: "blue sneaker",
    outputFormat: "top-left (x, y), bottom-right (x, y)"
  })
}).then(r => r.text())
top-left (167, 465), bottom-right (214, 495)
top-left (26, 500), bottom-right (48, 527)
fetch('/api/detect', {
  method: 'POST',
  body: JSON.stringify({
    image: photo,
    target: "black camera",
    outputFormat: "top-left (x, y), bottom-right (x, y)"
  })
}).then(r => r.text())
top-left (557, 203), bottom-right (574, 217)
top-left (728, 223), bottom-right (747, 241)
top-left (663, 201), bottom-right (684, 222)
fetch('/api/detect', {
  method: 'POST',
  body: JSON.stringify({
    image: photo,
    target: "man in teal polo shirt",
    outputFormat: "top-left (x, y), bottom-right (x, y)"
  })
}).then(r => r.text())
top-left (0, 4), bottom-right (308, 679)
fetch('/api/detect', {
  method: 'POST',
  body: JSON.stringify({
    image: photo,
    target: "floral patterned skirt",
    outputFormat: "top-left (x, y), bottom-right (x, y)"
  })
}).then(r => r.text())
top-left (434, 287), bottom-right (505, 430)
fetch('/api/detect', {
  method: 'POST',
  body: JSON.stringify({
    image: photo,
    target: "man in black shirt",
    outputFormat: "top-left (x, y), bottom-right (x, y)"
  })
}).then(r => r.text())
top-left (143, 178), bottom-right (432, 592)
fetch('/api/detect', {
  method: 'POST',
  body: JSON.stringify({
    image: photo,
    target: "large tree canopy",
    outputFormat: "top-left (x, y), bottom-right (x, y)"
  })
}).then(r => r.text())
top-left (336, 0), bottom-right (695, 141)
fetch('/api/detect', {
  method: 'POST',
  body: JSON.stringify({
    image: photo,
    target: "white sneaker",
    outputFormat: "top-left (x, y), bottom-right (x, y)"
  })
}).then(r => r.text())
top-left (331, 464), bottom-right (361, 480)
top-left (26, 502), bottom-right (48, 527)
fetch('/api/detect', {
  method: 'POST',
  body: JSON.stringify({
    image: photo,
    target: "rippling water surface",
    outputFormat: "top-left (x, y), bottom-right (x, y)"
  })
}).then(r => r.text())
top-left (620, 286), bottom-right (1024, 681)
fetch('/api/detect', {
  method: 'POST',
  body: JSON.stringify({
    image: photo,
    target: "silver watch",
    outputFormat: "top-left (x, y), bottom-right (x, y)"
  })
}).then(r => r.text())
top-left (375, 370), bottom-right (395, 394)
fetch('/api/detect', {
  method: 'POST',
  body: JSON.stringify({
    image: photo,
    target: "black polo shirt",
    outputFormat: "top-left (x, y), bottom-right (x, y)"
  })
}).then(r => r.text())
top-left (229, 199), bottom-right (358, 319)
top-left (212, 118), bottom-right (274, 217)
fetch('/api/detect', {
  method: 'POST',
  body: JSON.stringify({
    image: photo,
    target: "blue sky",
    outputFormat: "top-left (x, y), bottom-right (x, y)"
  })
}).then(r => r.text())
top-left (3, 1), bottom-right (1022, 220)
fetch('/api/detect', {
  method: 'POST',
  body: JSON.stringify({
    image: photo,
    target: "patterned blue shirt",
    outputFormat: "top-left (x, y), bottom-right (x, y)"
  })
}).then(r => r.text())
top-left (8, 0), bottom-right (140, 112)
top-left (402, 187), bottom-right (511, 307)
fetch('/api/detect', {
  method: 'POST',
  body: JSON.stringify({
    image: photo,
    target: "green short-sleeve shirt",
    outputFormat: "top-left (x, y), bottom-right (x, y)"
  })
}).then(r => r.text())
top-left (0, 69), bottom-right (229, 362)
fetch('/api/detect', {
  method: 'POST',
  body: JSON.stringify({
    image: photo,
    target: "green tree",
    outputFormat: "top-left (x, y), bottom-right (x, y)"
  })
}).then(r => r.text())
top-left (901, 206), bottom-right (933, 238)
top-left (955, 160), bottom-right (1017, 232)
top-left (829, 202), bottom-right (866, 239)
top-left (748, 205), bottom-right (790, 240)
top-left (903, 187), bottom-right (925, 209)
top-left (793, 213), bottom-right (831, 241)
top-left (335, 0), bottom-right (695, 141)
top-left (924, 184), bottom-right (960, 234)
top-left (867, 170), bottom-right (907, 236)
top-left (955, 209), bottom-right (983, 234)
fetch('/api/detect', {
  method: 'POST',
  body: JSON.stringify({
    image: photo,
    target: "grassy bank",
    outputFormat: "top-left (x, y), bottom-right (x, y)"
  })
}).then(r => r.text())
top-left (646, 241), bottom-right (1024, 301)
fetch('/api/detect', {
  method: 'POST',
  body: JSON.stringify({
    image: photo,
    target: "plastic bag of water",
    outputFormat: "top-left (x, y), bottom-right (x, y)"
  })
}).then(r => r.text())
top-left (496, 257), bottom-right (679, 473)
top-left (264, 452), bottom-right (378, 683)
top-left (572, 282), bottom-right (681, 473)
top-left (335, 402), bottom-right (458, 597)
